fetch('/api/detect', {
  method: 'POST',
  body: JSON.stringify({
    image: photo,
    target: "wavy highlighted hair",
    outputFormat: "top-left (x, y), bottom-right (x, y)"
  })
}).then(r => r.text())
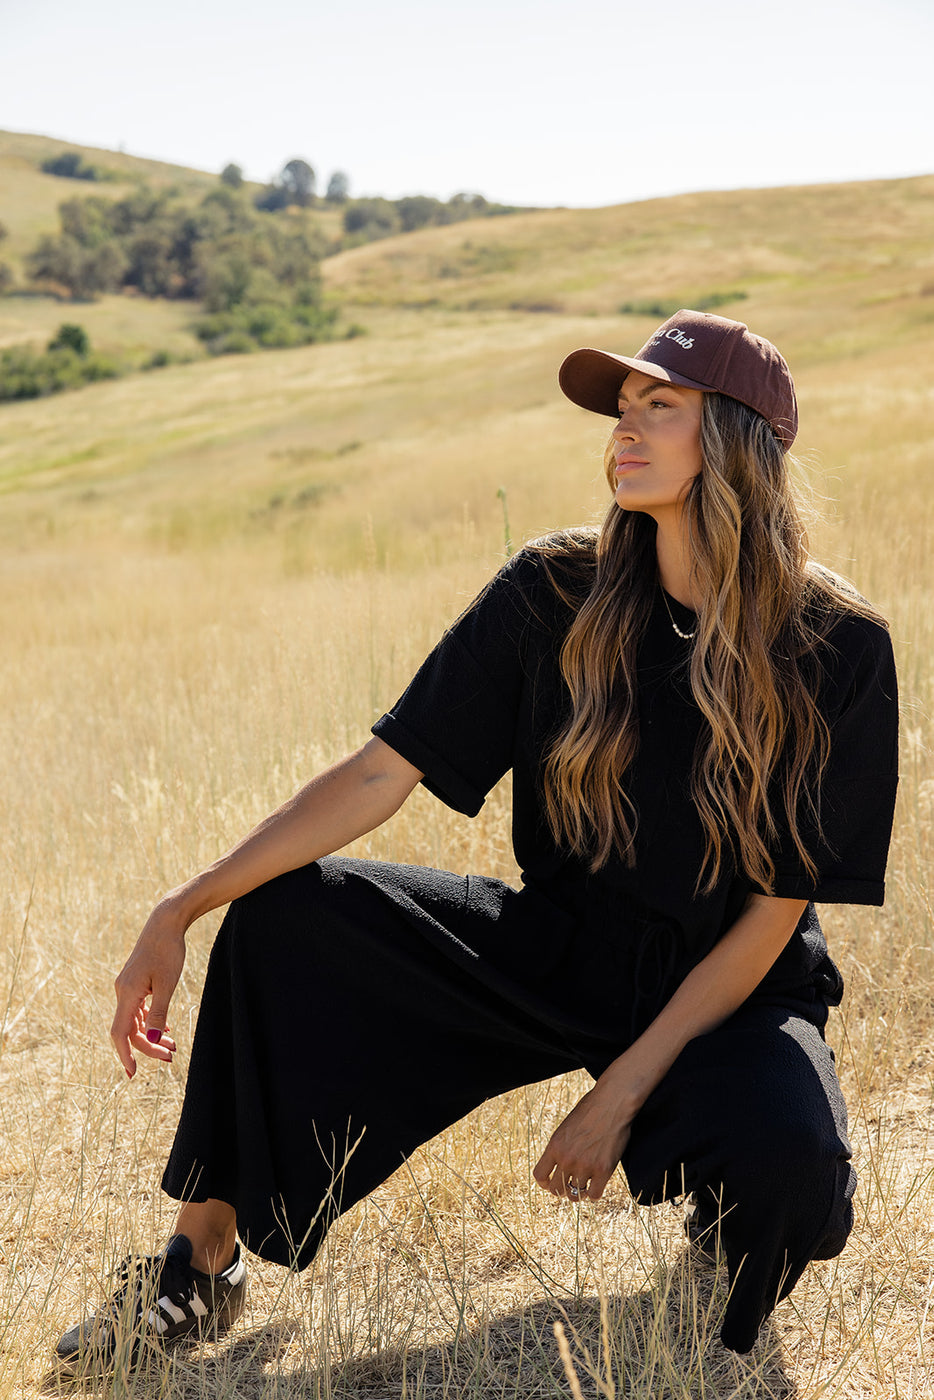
top-left (536, 392), bottom-right (885, 893)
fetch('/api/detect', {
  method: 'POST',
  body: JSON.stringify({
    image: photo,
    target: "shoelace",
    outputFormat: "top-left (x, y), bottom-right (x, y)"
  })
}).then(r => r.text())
top-left (105, 1249), bottom-right (195, 1323)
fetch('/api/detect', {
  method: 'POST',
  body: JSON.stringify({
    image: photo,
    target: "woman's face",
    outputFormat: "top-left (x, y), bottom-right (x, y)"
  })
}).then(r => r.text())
top-left (611, 370), bottom-right (704, 520)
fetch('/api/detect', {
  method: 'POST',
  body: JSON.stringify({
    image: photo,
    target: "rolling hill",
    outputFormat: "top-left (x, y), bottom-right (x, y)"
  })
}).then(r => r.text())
top-left (0, 139), bottom-right (930, 586)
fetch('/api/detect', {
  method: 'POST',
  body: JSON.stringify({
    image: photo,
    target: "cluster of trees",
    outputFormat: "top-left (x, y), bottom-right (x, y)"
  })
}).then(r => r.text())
top-left (1, 151), bottom-right (528, 393)
top-left (221, 156), bottom-right (522, 240)
top-left (30, 151), bottom-right (527, 280)
top-left (342, 190), bottom-right (521, 243)
top-left (15, 172), bottom-right (357, 372)
top-left (27, 183), bottom-right (329, 304)
top-left (252, 158), bottom-right (352, 210)
top-left (0, 323), bottom-right (121, 402)
top-left (212, 158), bottom-right (349, 210)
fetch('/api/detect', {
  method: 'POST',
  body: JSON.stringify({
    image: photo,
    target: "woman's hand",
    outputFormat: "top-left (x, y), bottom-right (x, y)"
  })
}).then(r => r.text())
top-left (110, 899), bottom-right (186, 1078)
top-left (533, 1078), bottom-right (635, 1201)
top-left (106, 738), bottom-right (423, 1081)
top-left (533, 894), bottom-right (809, 1203)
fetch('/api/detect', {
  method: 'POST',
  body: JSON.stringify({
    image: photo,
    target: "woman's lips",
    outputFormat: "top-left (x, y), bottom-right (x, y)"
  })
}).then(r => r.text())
top-left (615, 457), bottom-right (648, 475)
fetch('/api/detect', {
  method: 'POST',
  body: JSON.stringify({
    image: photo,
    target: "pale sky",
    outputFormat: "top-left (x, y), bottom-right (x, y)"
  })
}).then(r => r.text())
top-left (1, 0), bottom-right (931, 208)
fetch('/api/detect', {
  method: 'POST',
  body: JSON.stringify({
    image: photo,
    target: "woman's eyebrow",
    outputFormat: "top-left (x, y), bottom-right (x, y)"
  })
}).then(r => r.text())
top-left (618, 381), bottom-right (680, 405)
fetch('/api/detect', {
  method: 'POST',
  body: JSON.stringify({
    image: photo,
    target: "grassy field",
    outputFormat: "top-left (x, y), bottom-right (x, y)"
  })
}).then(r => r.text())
top-left (0, 165), bottom-right (932, 1398)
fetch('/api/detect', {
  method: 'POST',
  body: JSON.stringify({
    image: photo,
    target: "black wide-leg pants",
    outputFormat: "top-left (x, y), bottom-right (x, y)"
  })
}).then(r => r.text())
top-left (162, 857), bottom-right (855, 1354)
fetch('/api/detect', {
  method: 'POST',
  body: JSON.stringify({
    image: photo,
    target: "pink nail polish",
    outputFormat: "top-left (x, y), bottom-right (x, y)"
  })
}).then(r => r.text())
top-left (146, 1028), bottom-right (162, 1043)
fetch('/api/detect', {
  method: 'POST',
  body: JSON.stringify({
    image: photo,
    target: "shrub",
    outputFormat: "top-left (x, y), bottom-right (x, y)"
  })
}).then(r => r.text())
top-left (343, 198), bottom-right (402, 241)
top-left (396, 195), bottom-right (444, 233)
top-left (0, 346), bottom-right (80, 400)
top-left (143, 349), bottom-right (196, 370)
top-left (254, 183), bottom-right (290, 213)
top-left (47, 323), bottom-right (90, 356)
top-left (192, 299), bottom-right (339, 355)
top-left (0, 340), bottom-right (120, 402)
top-left (82, 352), bottom-right (120, 383)
top-left (203, 328), bottom-right (256, 355)
top-left (40, 151), bottom-right (111, 181)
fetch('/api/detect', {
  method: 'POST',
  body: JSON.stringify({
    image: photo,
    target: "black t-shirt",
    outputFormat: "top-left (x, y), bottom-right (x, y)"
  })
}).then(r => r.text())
top-left (373, 543), bottom-right (898, 986)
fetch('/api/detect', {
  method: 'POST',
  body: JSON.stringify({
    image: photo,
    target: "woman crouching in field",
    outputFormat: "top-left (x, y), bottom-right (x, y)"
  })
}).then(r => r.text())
top-left (56, 310), bottom-right (897, 1365)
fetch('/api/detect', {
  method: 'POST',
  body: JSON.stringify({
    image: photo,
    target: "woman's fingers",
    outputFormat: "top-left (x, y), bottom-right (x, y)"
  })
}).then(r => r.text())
top-left (533, 1146), bottom-right (599, 1200)
top-left (555, 1172), bottom-right (594, 1201)
top-left (110, 996), bottom-right (145, 1077)
top-left (144, 1025), bottom-right (178, 1051)
top-left (110, 916), bottom-right (186, 1076)
top-left (111, 992), bottom-right (178, 1076)
top-left (533, 1163), bottom-right (598, 1201)
top-left (532, 1093), bottom-right (633, 1201)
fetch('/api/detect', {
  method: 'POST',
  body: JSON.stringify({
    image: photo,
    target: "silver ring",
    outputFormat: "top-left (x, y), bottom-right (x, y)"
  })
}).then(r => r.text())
top-left (569, 1186), bottom-right (580, 1198)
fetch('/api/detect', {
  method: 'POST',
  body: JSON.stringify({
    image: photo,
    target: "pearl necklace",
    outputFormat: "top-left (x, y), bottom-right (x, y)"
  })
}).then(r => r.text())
top-left (661, 589), bottom-right (697, 641)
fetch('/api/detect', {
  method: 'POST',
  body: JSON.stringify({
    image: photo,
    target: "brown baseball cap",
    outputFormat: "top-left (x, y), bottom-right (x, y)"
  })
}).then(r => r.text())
top-left (559, 309), bottom-right (798, 448)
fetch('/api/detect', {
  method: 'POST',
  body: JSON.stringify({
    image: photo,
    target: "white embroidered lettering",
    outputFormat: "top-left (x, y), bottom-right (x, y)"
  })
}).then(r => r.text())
top-left (664, 329), bottom-right (694, 349)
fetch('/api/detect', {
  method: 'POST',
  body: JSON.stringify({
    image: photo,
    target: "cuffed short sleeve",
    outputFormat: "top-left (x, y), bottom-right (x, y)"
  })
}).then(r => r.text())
top-left (769, 615), bottom-right (899, 906)
top-left (372, 552), bottom-right (543, 816)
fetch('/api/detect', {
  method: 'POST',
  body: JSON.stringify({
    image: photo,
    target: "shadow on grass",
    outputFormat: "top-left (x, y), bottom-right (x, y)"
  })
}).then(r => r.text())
top-left (38, 1247), bottom-right (798, 1399)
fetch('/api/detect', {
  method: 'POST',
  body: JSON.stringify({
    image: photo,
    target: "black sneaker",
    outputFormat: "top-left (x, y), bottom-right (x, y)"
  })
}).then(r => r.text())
top-left (55, 1233), bottom-right (247, 1370)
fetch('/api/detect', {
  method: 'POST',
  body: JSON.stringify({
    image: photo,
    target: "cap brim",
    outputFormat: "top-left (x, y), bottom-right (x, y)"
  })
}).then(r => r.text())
top-left (558, 348), bottom-right (716, 418)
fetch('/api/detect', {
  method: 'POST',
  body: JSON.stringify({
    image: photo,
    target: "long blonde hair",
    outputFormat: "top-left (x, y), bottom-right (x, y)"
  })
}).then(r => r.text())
top-left (535, 392), bottom-right (885, 893)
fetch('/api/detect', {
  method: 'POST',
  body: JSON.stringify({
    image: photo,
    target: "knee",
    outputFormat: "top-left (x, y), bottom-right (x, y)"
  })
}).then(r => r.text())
top-left (731, 1104), bottom-right (849, 1201)
top-left (709, 1107), bottom-right (855, 1255)
top-left (232, 861), bottom-right (329, 933)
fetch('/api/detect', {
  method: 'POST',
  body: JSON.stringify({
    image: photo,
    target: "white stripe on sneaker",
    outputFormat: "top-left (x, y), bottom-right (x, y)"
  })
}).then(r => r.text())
top-left (188, 1294), bottom-right (209, 1318)
top-left (158, 1298), bottom-right (189, 1326)
top-left (147, 1307), bottom-right (169, 1334)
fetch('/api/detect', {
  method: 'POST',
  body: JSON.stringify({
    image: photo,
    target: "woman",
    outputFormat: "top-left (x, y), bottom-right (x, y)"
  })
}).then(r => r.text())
top-left (56, 310), bottom-right (898, 1364)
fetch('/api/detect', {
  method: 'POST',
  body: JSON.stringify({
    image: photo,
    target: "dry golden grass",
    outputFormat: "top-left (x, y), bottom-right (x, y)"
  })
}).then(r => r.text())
top-left (0, 173), bottom-right (932, 1397)
top-left (0, 292), bottom-right (201, 360)
top-left (324, 176), bottom-right (934, 321)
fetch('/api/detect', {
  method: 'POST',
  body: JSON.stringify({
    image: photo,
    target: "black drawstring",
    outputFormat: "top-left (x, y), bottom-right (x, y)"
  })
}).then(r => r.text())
top-left (626, 918), bottom-right (682, 1045)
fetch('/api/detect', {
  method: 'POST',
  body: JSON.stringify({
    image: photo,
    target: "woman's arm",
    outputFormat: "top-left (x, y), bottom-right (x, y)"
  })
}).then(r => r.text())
top-left (533, 892), bottom-right (809, 1199)
top-left (111, 736), bottom-right (423, 1077)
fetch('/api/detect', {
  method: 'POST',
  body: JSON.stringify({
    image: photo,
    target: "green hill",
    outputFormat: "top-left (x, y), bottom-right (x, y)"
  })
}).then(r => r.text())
top-left (324, 175), bottom-right (934, 334)
top-left (0, 148), bottom-right (931, 589)
top-left (0, 129), bottom-right (227, 269)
